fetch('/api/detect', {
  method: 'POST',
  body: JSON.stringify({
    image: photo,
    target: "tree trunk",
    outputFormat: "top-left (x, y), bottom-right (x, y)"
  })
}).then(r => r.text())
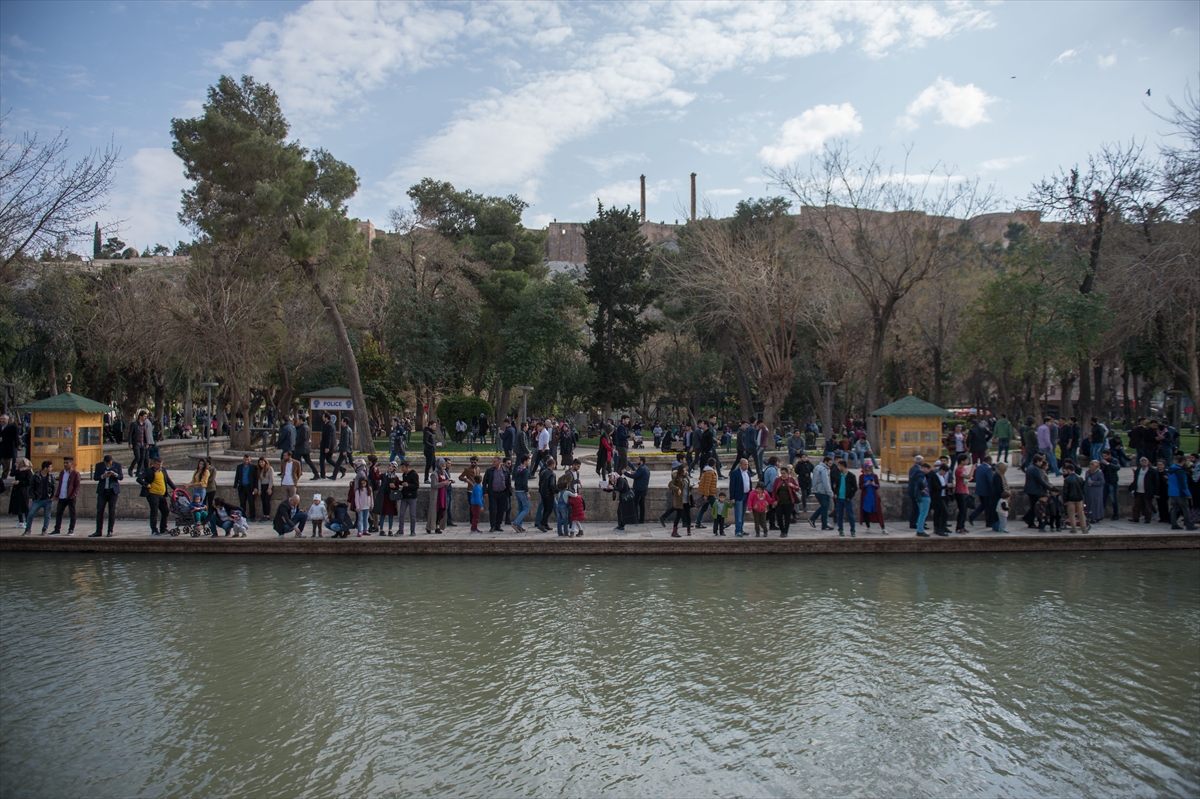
top-left (1077, 358), bottom-right (1091, 422)
top-left (275, 357), bottom-right (293, 416)
top-left (302, 262), bottom-right (372, 454)
top-left (733, 352), bottom-right (754, 421)
top-left (758, 366), bottom-right (792, 435)
top-left (931, 347), bottom-right (943, 408)
top-left (1122, 365), bottom-right (1132, 423)
top-left (151, 372), bottom-right (166, 435)
top-left (1093, 360), bottom-right (1104, 420)
top-left (229, 382), bottom-right (251, 451)
top-left (184, 377), bottom-right (193, 437)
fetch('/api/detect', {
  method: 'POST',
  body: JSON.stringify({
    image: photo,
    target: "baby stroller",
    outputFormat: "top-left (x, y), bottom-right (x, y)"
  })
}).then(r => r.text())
top-left (169, 488), bottom-right (206, 537)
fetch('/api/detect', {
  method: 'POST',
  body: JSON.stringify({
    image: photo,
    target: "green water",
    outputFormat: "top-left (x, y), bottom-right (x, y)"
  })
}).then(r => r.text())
top-left (1, 552), bottom-right (1197, 798)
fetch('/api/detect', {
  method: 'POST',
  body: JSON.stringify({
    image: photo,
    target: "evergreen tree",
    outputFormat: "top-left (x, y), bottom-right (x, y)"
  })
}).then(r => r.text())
top-left (581, 203), bottom-right (658, 410)
top-left (92, 222), bottom-right (101, 259)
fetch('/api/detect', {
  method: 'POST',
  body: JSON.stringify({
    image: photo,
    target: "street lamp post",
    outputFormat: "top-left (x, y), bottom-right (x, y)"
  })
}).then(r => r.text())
top-left (515, 386), bottom-right (534, 426)
top-left (201, 382), bottom-right (220, 460)
top-left (819, 381), bottom-right (837, 443)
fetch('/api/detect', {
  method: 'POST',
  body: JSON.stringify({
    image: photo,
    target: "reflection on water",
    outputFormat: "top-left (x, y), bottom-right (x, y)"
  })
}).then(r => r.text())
top-left (1, 552), bottom-right (1197, 798)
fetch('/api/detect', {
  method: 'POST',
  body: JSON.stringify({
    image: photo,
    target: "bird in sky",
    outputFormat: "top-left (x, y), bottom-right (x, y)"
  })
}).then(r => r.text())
top-left (1146, 89), bottom-right (1152, 96)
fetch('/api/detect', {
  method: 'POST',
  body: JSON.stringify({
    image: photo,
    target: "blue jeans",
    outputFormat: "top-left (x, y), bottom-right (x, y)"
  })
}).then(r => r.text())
top-left (1105, 483), bottom-right (1119, 518)
top-left (1090, 443), bottom-right (1104, 464)
top-left (996, 438), bottom-right (1010, 460)
top-left (809, 494), bottom-right (830, 528)
top-left (25, 499), bottom-right (52, 533)
top-left (916, 497), bottom-right (932, 531)
top-left (357, 509), bottom-right (370, 533)
top-left (1039, 447), bottom-right (1061, 476)
top-left (555, 502), bottom-right (568, 536)
top-left (513, 490), bottom-right (529, 528)
top-left (835, 497), bottom-right (855, 534)
top-left (734, 499), bottom-right (746, 535)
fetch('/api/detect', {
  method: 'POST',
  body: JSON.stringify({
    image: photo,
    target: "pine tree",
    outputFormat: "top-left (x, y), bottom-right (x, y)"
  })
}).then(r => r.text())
top-left (93, 222), bottom-right (101, 259)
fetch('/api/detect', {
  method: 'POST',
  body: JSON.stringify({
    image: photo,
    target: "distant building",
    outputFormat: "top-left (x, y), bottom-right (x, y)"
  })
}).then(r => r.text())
top-left (356, 219), bottom-right (376, 248)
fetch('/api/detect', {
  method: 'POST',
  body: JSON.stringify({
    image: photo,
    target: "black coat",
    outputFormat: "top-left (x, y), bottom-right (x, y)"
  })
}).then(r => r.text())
top-left (1129, 466), bottom-right (1160, 496)
top-left (538, 468), bottom-right (557, 497)
top-left (482, 466), bottom-right (512, 497)
top-left (93, 462), bottom-right (124, 495)
top-left (400, 470), bottom-right (420, 499)
top-left (320, 422), bottom-right (336, 453)
top-left (273, 501), bottom-right (304, 534)
top-left (294, 424), bottom-right (312, 455)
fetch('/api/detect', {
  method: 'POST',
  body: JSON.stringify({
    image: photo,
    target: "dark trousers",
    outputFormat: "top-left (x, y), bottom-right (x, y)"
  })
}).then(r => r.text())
top-left (778, 506), bottom-right (793, 536)
top-left (259, 484), bottom-right (272, 518)
top-left (332, 451), bottom-right (350, 480)
top-left (672, 504), bottom-right (691, 531)
top-left (933, 496), bottom-right (949, 533)
top-left (955, 494), bottom-right (968, 530)
top-left (634, 490), bottom-right (647, 523)
top-left (53, 497), bottom-right (77, 533)
top-left (538, 492), bottom-right (555, 528)
top-left (908, 494), bottom-right (919, 528)
top-left (695, 495), bottom-right (714, 525)
top-left (147, 494), bottom-right (169, 533)
top-left (615, 448), bottom-right (629, 474)
top-left (296, 452), bottom-right (319, 478)
top-left (1022, 494), bottom-right (1040, 526)
top-left (968, 494), bottom-right (988, 522)
top-left (318, 449), bottom-right (332, 478)
top-left (96, 491), bottom-right (118, 534)
top-left (237, 485), bottom-right (256, 521)
top-left (488, 494), bottom-right (508, 531)
top-left (130, 445), bottom-right (147, 476)
top-left (1132, 492), bottom-right (1154, 522)
top-left (423, 447), bottom-right (436, 481)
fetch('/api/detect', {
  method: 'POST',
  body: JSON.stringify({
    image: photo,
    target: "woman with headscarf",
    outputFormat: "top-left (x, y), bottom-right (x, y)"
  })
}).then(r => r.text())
top-left (858, 461), bottom-right (886, 534)
top-left (426, 457), bottom-right (450, 534)
top-left (1084, 460), bottom-right (1106, 524)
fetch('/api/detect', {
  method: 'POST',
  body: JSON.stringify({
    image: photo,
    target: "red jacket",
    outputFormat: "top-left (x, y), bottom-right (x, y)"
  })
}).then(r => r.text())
top-left (57, 468), bottom-right (81, 499)
top-left (568, 493), bottom-right (586, 521)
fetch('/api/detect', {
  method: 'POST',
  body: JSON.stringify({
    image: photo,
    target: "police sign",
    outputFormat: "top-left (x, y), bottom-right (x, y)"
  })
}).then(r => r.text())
top-left (311, 398), bottom-right (354, 411)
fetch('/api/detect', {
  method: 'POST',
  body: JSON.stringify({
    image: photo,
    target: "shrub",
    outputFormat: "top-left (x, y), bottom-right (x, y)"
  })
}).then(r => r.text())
top-left (436, 394), bottom-right (492, 426)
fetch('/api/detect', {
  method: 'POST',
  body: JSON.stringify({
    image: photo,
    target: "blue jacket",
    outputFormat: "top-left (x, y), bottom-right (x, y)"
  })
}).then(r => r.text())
top-left (1168, 464), bottom-right (1192, 498)
top-left (93, 461), bottom-right (124, 495)
top-left (973, 462), bottom-right (993, 496)
top-left (276, 422), bottom-right (295, 452)
top-left (625, 464), bottom-right (651, 492)
top-left (615, 423), bottom-right (629, 449)
top-left (729, 467), bottom-right (752, 501)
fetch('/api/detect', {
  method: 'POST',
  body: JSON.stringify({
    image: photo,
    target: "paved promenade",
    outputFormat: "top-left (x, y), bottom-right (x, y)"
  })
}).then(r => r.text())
top-left (3, 513), bottom-right (1195, 556)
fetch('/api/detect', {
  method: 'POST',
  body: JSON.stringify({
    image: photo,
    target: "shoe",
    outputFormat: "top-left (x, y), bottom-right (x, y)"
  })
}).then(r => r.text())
top-left (49, 530), bottom-right (60, 536)
top-left (781, 532), bottom-right (788, 538)
top-left (435, 529), bottom-right (443, 534)
top-left (616, 527), bottom-right (625, 531)
top-left (935, 531), bottom-right (949, 536)
top-left (671, 531), bottom-right (681, 537)
top-left (719, 531), bottom-right (726, 536)
top-left (106, 532), bottom-right (113, 537)
top-left (809, 518), bottom-right (816, 528)
top-left (850, 532), bottom-right (855, 537)
top-left (917, 532), bottom-right (930, 537)
top-left (362, 531), bottom-right (371, 536)
top-left (838, 531), bottom-right (844, 537)
top-left (410, 532), bottom-right (415, 536)
top-left (575, 531), bottom-right (583, 537)
top-left (66, 531), bottom-right (74, 536)
top-left (660, 518), bottom-right (666, 527)
top-left (88, 532), bottom-right (102, 538)
top-left (881, 529), bottom-right (888, 535)
top-left (447, 523), bottom-right (458, 528)
top-left (357, 532), bottom-right (363, 537)
top-left (695, 523), bottom-right (705, 529)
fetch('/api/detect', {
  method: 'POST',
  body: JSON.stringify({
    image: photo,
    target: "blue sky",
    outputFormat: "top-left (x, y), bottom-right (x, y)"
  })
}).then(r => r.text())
top-left (1, 0), bottom-right (1196, 254)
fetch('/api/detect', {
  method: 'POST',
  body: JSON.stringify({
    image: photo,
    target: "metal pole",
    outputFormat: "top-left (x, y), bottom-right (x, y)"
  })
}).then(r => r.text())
top-left (206, 386), bottom-right (212, 460)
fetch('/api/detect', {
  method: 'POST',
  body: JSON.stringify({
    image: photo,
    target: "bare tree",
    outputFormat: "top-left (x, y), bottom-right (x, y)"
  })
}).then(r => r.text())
top-left (770, 143), bottom-right (993, 436)
top-left (0, 117), bottom-right (119, 274)
top-left (1027, 140), bottom-right (1151, 419)
top-left (662, 213), bottom-right (811, 431)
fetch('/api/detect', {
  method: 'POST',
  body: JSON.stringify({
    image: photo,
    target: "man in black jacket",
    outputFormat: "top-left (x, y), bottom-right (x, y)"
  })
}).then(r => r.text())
top-left (536, 457), bottom-right (557, 531)
top-left (23, 461), bottom-right (55, 536)
top-left (793, 453), bottom-right (814, 512)
top-left (294, 415), bottom-right (319, 479)
top-left (423, 421), bottom-right (437, 483)
top-left (397, 461), bottom-right (421, 536)
top-left (482, 456), bottom-right (512, 532)
top-left (319, 413), bottom-right (336, 478)
top-left (273, 494), bottom-right (308, 537)
top-left (1022, 455), bottom-right (1052, 527)
top-left (90, 455), bottom-right (123, 537)
top-left (967, 418), bottom-right (992, 465)
top-left (331, 417), bottom-right (352, 481)
top-left (233, 453), bottom-right (260, 522)
top-left (623, 456), bottom-right (651, 524)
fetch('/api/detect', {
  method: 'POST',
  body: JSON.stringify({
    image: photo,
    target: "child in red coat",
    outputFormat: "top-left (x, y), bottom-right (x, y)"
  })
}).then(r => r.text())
top-left (568, 492), bottom-right (586, 537)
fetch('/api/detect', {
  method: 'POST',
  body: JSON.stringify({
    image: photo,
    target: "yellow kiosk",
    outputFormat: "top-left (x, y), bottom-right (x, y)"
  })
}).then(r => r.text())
top-left (20, 386), bottom-right (109, 475)
top-left (870, 392), bottom-right (949, 479)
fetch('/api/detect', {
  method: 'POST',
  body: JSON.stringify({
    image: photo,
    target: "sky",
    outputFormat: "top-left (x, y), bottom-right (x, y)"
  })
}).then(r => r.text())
top-left (1, 0), bottom-right (1197, 254)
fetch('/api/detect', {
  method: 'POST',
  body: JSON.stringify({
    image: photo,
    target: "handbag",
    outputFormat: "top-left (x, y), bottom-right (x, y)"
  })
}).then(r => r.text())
top-left (966, 494), bottom-right (977, 509)
top-left (389, 488), bottom-right (403, 501)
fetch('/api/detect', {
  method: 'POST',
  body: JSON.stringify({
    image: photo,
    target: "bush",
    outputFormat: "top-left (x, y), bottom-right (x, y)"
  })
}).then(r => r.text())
top-left (436, 394), bottom-right (492, 426)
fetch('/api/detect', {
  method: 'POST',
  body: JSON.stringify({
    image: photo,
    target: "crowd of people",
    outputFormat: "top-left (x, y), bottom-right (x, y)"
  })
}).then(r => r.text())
top-left (2, 405), bottom-right (1197, 539)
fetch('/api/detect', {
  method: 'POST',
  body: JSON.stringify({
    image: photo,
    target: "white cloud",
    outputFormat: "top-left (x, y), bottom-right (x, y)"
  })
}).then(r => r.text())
top-left (580, 151), bottom-right (648, 174)
top-left (1052, 48), bottom-right (1077, 65)
top-left (758, 103), bottom-right (863, 167)
top-left (899, 77), bottom-right (997, 130)
top-left (580, 177), bottom-right (674, 211)
top-left (216, 1), bottom-right (467, 122)
top-left (979, 155), bottom-right (1028, 172)
top-left (705, 188), bottom-right (745, 197)
top-left (1097, 54), bottom-right (1116, 68)
top-left (105, 148), bottom-right (192, 252)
